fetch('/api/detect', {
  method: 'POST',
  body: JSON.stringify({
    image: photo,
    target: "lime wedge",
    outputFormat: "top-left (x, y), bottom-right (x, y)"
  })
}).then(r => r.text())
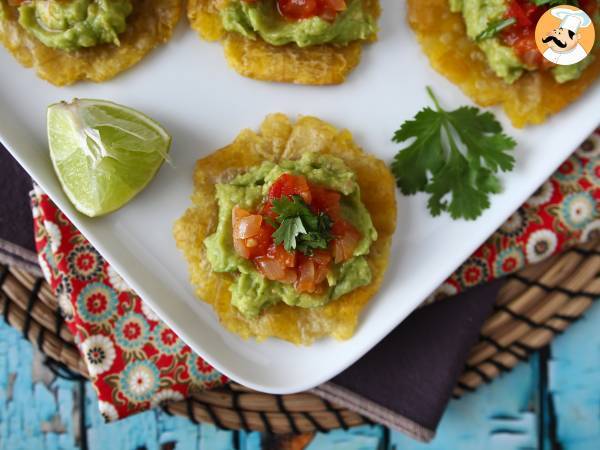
top-left (47, 99), bottom-right (171, 217)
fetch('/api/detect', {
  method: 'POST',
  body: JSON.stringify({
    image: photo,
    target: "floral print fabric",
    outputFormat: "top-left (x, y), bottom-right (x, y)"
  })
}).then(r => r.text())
top-left (32, 188), bottom-right (227, 421)
top-left (32, 128), bottom-right (599, 421)
top-left (431, 128), bottom-right (600, 301)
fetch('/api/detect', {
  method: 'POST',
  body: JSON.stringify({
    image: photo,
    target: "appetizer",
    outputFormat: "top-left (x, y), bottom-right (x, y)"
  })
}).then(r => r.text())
top-left (174, 114), bottom-right (396, 344)
top-left (407, 0), bottom-right (600, 127)
top-left (187, 0), bottom-right (380, 84)
top-left (0, 0), bottom-right (182, 86)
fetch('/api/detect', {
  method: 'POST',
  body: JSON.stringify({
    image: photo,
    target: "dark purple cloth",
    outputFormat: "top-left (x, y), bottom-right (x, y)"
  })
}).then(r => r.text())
top-left (0, 143), bottom-right (498, 440)
top-left (0, 147), bottom-right (40, 273)
top-left (327, 280), bottom-right (500, 437)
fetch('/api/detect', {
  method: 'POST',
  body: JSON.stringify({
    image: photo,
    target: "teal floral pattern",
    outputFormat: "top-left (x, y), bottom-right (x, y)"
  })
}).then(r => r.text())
top-left (445, 128), bottom-right (600, 298)
top-left (554, 157), bottom-right (583, 183)
top-left (152, 323), bottom-right (184, 356)
top-left (119, 360), bottom-right (160, 403)
top-left (189, 354), bottom-right (223, 386)
top-left (560, 192), bottom-right (595, 230)
top-left (76, 283), bottom-right (118, 324)
top-left (494, 248), bottom-right (526, 278)
top-left (68, 244), bottom-right (102, 281)
top-left (115, 313), bottom-right (150, 351)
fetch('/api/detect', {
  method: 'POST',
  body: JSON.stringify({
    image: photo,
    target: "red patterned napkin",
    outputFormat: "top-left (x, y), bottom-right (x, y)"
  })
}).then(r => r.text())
top-left (432, 127), bottom-right (600, 301)
top-left (32, 128), bottom-right (599, 422)
top-left (32, 190), bottom-right (227, 421)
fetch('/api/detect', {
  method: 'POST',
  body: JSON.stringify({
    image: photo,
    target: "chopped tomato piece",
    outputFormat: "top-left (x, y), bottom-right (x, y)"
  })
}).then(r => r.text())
top-left (500, 0), bottom-right (551, 70)
top-left (276, 0), bottom-right (346, 20)
top-left (580, 0), bottom-right (598, 15)
top-left (268, 244), bottom-right (297, 268)
top-left (505, 0), bottom-right (539, 28)
top-left (268, 173), bottom-right (312, 203)
top-left (296, 258), bottom-right (317, 293)
top-left (233, 237), bottom-right (251, 259)
top-left (255, 256), bottom-right (297, 284)
top-left (277, 0), bottom-right (320, 20)
top-left (232, 205), bottom-right (251, 222)
top-left (233, 213), bottom-right (263, 239)
top-left (310, 249), bottom-right (332, 266)
top-left (280, 269), bottom-right (299, 284)
top-left (245, 223), bottom-right (274, 258)
top-left (319, 0), bottom-right (347, 20)
top-left (311, 186), bottom-right (341, 219)
top-left (233, 219), bottom-right (274, 260)
top-left (255, 256), bottom-right (287, 281)
top-left (332, 220), bottom-right (361, 263)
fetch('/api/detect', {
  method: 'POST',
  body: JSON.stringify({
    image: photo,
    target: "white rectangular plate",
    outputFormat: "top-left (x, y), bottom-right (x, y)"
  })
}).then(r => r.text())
top-left (1, 1), bottom-right (599, 394)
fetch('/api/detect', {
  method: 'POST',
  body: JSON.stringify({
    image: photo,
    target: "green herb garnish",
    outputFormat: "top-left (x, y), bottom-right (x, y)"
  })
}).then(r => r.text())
top-left (476, 17), bottom-right (516, 41)
top-left (390, 87), bottom-right (516, 221)
top-left (533, 0), bottom-right (579, 6)
top-left (271, 195), bottom-right (332, 254)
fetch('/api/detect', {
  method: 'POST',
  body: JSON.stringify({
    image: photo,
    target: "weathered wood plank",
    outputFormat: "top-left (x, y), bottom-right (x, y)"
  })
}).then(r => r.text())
top-left (547, 302), bottom-right (600, 450)
top-left (0, 321), bottom-right (79, 450)
top-left (388, 361), bottom-right (538, 449)
top-left (1, 303), bottom-right (599, 450)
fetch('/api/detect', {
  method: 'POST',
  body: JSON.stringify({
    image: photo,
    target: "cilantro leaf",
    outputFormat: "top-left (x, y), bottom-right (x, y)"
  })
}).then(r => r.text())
top-left (446, 106), bottom-right (516, 172)
top-left (272, 195), bottom-right (317, 229)
top-left (476, 17), bottom-right (516, 41)
top-left (391, 108), bottom-right (445, 194)
top-left (272, 217), bottom-right (306, 252)
top-left (270, 195), bottom-right (333, 254)
top-left (533, 0), bottom-right (578, 6)
top-left (391, 87), bottom-right (516, 221)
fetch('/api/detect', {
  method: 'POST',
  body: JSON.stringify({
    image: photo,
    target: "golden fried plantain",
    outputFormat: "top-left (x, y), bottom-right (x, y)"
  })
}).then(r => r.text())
top-left (173, 114), bottom-right (396, 344)
top-left (187, 0), bottom-right (380, 85)
top-left (407, 0), bottom-right (600, 127)
top-left (0, 0), bottom-right (182, 86)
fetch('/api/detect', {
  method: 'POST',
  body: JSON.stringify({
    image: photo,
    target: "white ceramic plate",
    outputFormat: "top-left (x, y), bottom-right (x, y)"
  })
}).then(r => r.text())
top-left (1, 1), bottom-right (599, 394)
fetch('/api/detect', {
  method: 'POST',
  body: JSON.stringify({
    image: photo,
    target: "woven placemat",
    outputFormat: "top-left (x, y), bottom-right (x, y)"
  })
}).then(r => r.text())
top-left (1, 238), bottom-right (598, 433)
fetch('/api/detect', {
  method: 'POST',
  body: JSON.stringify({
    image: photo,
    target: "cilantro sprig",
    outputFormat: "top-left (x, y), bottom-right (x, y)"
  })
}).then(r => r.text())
top-left (271, 195), bottom-right (332, 254)
top-left (476, 17), bottom-right (516, 41)
top-left (391, 87), bottom-right (516, 221)
top-left (533, 0), bottom-right (579, 6)
top-left (476, 1), bottom-right (582, 41)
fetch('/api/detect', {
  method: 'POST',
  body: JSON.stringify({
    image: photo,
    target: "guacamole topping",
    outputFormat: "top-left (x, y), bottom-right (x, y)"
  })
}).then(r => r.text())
top-left (18, 0), bottom-right (132, 52)
top-left (450, 0), bottom-right (599, 84)
top-left (204, 153), bottom-right (377, 318)
top-left (220, 0), bottom-right (377, 47)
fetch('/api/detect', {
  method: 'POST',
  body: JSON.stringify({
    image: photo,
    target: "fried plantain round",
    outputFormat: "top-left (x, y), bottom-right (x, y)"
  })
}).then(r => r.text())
top-left (173, 114), bottom-right (396, 344)
top-left (0, 0), bottom-right (182, 86)
top-left (187, 0), bottom-right (380, 85)
top-left (407, 0), bottom-right (600, 128)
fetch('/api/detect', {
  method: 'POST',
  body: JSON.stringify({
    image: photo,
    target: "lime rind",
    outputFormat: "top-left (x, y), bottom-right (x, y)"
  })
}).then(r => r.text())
top-left (47, 98), bottom-right (171, 217)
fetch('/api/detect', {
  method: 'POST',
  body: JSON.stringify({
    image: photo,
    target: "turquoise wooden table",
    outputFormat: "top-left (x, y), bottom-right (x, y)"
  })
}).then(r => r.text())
top-left (1, 300), bottom-right (598, 450)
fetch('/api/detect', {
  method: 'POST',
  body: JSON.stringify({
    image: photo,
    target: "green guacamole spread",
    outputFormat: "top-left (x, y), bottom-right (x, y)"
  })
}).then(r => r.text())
top-left (204, 153), bottom-right (377, 318)
top-left (18, 0), bottom-right (132, 51)
top-left (220, 0), bottom-right (377, 47)
top-left (449, 0), bottom-right (599, 84)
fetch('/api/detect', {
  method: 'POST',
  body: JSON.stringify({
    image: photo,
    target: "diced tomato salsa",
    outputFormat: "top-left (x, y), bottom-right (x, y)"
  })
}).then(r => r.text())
top-left (500, 0), bottom-right (597, 70)
top-left (231, 173), bottom-right (361, 294)
top-left (243, 0), bottom-right (347, 21)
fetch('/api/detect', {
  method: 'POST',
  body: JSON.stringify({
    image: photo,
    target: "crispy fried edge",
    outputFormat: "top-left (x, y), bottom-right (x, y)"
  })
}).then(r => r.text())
top-left (407, 0), bottom-right (600, 127)
top-left (0, 0), bottom-right (182, 86)
top-left (173, 114), bottom-right (396, 345)
top-left (187, 0), bottom-right (380, 85)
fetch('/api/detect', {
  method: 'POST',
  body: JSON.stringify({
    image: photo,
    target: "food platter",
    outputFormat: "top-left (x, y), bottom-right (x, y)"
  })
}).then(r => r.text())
top-left (1, 0), bottom-right (599, 393)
